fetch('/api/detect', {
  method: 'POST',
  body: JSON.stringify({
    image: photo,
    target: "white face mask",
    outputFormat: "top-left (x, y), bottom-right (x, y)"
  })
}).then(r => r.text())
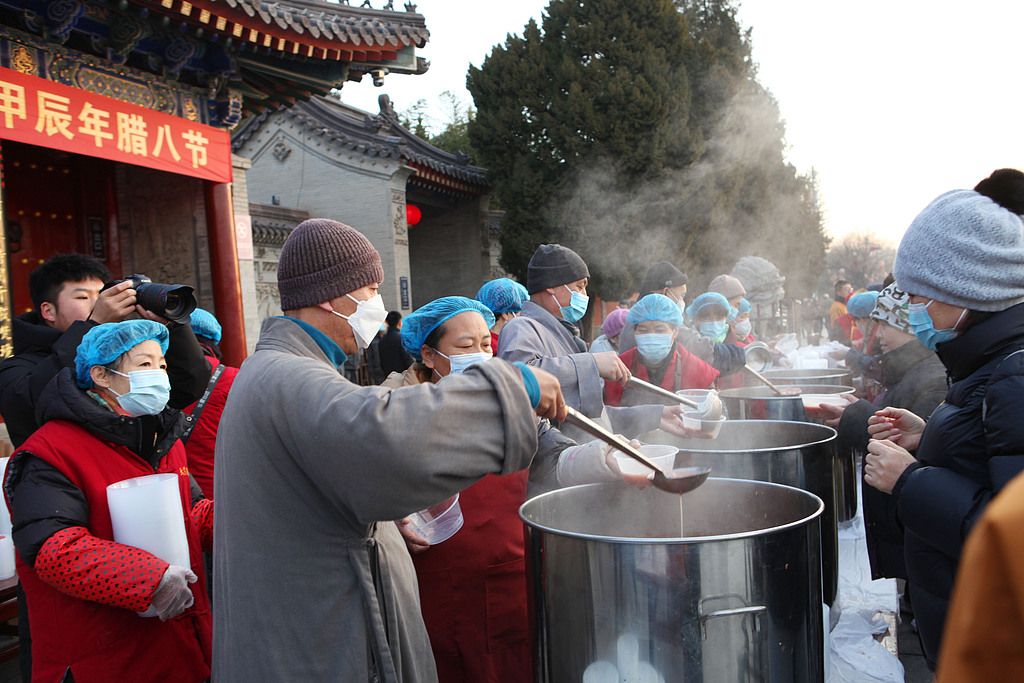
top-left (332, 293), bottom-right (388, 349)
top-left (734, 319), bottom-right (752, 338)
top-left (433, 350), bottom-right (492, 377)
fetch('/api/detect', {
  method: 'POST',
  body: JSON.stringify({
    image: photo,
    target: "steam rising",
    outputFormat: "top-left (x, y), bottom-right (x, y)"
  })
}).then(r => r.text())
top-left (550, 82), bottom-right (825, 298)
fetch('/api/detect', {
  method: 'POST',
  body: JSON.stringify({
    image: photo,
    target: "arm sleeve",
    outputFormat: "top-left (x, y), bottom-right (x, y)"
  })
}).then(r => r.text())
top-left (677, 325), bottom-right (715, 364)
top-left (34, 526), bottom-right (167, 611)
top-left (605, 405), bottom-right (662, 440)
top-left (10, 455), bottom-right (91, 567)
top-left (528, 421), bottom-right (577, 497)
top-left (0, 320), bottom-right (96, 446)
top-left (191, 498), bottom-right (213, 553)
top-left (899, 372), bottom-right (1024, 558)
top-left (711, 343), bottom-right (746, 375)
top-left (165, 323), bottom-right (213, 409)
top-left (498, 321), bottom-right (603, 416)
top-left (272, 356), bottom-right (540, 525)
top-left (835, 399), bottom-right (876, 455)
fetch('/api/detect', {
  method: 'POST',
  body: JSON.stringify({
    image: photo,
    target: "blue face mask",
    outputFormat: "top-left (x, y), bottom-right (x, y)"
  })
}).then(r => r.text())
top-left (108, 368), bottom-right (171, 417)
top-left (907, 301), bottom-right (966, 351)
top-left (433, 350), bottom-right (492, 377)
top-left (555, 285), bottom-right (589, 323)
top-left (699, 320), bottom-right (729, 343)
top-left (636, 333), bottom-right (675, 364)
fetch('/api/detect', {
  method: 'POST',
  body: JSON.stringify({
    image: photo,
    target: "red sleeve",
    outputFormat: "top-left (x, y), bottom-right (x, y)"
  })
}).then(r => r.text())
top-left (191, 498), bottom-right (213, 553)
top-left (34, 526), bottom-right (168, 611)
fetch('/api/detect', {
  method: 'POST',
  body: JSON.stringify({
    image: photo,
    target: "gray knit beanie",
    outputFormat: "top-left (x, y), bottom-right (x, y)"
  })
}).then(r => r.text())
top-left (527, 244), bottom-right (590, 294)
top-left (709, 274), bottom-right (746, 300)
top-left (894, 187), bottom-right (1024, 312)
top-left (277, 218), bottom-right (384, 310)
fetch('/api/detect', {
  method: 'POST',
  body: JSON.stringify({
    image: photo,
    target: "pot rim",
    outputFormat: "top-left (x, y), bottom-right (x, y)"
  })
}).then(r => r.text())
top-left (649, 419), bottom-right (837, 453)
top-left (520, 478), bottom-right (824, 544)
top-left (718, 385), bottom-right (855, 401)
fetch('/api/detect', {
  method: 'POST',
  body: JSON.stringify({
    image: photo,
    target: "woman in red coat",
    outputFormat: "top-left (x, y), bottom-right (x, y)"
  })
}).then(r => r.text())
top-left (4, 320), bottom-right (212, 683)
top-left (606, 294), bottom-right (719, 407)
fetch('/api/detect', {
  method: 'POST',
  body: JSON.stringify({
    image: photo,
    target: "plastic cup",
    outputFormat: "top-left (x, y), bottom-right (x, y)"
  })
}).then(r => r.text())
top-left (683, 410), bottom-right (726, 438)
top-left (801, 394), bottom-right (849, 410)
top-left (406, 494), bottom-right (464, 545)
top-left (613, 444), bottom-right (677, 475)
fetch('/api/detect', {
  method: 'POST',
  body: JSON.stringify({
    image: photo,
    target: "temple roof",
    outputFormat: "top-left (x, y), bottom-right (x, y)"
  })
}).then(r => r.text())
top-left (233, 94), bottom-right (488, 195)
top-left (0, 0), bottom-right (429, 123)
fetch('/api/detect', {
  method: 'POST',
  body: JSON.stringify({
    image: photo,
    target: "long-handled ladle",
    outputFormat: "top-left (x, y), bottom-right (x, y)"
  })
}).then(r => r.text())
top-left (562, 406), bottom-right (711, 495)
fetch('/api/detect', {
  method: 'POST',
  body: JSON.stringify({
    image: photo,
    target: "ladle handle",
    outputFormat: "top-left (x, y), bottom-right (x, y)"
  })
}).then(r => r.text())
top-left (742, 365), bottom-right (787, 397)
top-left (562, 407), bottom-right (661, 472)
top-left (626, 376), bottom-right (699, 408)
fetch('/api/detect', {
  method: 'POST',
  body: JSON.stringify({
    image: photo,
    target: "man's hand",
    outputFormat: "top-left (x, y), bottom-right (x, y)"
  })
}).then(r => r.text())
top-left (604, 438), bottom-right (654, 488)
top-left (531, 367), bottom-right (568, 423)
top-left (864, 438), bottom-right (917, 495)
top-left (658, 405), bottom-right (711, 439)
top-left (868, 407), bottom-right (926, 451)
top-left (819, 393), bottom-right (858, 427)
top-left (88, 280), bottom-right (136, 324)
top-left (395, 518), bottom-right (430, 554)
top-left (593, 351), bottom-right (631, 385)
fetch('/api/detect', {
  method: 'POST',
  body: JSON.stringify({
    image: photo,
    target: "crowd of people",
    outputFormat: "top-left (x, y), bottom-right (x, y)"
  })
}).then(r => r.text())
top-left (0, 168), bottom-right (1020, 682)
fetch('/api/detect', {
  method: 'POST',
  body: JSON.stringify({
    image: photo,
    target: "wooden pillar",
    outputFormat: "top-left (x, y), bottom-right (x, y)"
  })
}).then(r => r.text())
top-left (204, 180), bottom-right (247, 366)
top-left (0, 142), bottom-right (11, 358)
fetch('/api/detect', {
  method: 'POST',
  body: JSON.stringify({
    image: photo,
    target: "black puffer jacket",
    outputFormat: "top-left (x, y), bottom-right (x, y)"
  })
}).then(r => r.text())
top-left (836, 338), bottom-right (947, 580)
top-left (892, 301), bottom-right (1024, 667)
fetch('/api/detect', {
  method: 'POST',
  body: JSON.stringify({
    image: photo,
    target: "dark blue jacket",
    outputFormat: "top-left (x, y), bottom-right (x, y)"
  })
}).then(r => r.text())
top-left (892, 301), bottom-right (1024, 667)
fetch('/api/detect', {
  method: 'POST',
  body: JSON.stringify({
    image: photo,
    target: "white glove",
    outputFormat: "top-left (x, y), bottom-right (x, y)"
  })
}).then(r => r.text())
top-left (151, 565), bottom-right (197, 621)
top-left (556, 439), bottom-right (621, 487)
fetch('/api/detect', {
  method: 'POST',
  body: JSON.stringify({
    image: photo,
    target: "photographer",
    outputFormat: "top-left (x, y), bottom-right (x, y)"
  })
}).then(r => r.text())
top-left (0, 255), bottom-right (210, 448)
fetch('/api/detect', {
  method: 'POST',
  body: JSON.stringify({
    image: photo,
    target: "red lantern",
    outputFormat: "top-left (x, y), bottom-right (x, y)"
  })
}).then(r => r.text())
top-left (406, 204), bottom-right (422, 226)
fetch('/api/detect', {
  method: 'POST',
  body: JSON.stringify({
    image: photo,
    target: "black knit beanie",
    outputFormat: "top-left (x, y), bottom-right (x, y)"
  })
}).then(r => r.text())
top-left (638, 261), bottom-right (687, 298)
top-left (277, 219), bottom-right (384, 310)
top-left (527, 244), bottom-right (590, 294)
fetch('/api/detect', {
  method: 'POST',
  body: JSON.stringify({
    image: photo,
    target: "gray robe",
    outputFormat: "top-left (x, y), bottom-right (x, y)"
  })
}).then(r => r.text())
top-left (213, 317), bottom-right (539, 683)
top-left (497, 300), bottom-right (660, 442)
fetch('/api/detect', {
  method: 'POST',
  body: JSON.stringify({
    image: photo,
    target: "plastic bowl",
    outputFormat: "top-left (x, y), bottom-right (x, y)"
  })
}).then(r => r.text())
top-left (613, 444), bottom-right (678, 475)
top-left (406, 494), bottom-right (464, 545)
top-left (682, 410), bottom-right (727, 438)
top-left (801, 394), bottom-right (850, 410)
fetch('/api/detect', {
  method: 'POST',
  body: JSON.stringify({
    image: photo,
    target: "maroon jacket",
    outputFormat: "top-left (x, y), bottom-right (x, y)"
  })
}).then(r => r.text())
top-left (184, 356), bottom-right (238, 498)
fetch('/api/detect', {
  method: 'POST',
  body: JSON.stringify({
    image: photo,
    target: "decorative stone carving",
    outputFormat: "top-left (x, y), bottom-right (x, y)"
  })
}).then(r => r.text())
top-left (272, 140), bottom-right (292, 162)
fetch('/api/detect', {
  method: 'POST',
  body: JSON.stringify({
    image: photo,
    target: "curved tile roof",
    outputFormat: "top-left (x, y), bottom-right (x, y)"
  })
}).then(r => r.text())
top-left (233, 94), bottom-right (488, 191)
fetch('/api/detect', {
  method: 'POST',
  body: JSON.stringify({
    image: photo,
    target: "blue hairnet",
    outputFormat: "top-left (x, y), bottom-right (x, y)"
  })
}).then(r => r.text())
top-left (401, 296), bottom-right (496, 358)
top-left (847, 291), bottom-right (879, 318)
top-left (76, 320), bottom-right (170, 388)
top-left (686, 292), bottom-right (731, 321)
top-left (738, 297), bottom-right (751, 314)
top-left (628, 294), bottom-right (683, 327)
top-left (189, 308), bottom-right (222, 343)
top-left (476, 278), bottom-right (529, 315)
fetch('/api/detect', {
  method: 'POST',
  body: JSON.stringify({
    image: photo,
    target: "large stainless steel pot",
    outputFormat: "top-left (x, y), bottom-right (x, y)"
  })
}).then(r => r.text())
top-left (719, 385), bottom-right (858, 525)
top-left (760, 368), bottom-right (852, 386)
top-left (641, 420), bottom-right (839, 606)
top-left (521, 479), bottom-right (824, 683)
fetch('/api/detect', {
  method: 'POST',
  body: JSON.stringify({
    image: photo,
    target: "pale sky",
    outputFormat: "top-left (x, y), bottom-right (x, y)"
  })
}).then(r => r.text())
top-left (341, 0), bottom-right (1024, 247)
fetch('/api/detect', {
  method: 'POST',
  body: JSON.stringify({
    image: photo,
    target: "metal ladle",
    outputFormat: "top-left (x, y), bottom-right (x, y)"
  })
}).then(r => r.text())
top-left (742, 365), bottom-right (802, 397)
top-left (562, 406), bottom-right (711, 495)
top-left (625, 376), bottom-right (724, 420)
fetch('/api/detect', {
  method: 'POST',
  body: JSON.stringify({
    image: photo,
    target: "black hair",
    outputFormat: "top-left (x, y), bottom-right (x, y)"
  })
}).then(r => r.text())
top-left (974, 168), bottom-right (1024, 213)
top-left (29, 253), bottom-right (111, 311)
top-left (834, 279), bottom-right (851, 292)
top-left (196, 336), bottom-right (223, 360)
top-left (422, 321), bottom-right (447, 353)
top-left (385, 311), bottom-right (402, 327)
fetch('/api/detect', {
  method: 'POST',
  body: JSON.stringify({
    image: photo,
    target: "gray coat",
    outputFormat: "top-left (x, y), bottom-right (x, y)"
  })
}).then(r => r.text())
top-left (212, 317), bottom-right (539, 683)
top-left (497, 301), bottom-right (660, 442)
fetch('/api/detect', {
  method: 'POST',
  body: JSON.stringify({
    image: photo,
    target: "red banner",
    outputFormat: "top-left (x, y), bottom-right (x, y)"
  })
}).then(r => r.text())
top-left (0, 67), bottom-right (232, 183)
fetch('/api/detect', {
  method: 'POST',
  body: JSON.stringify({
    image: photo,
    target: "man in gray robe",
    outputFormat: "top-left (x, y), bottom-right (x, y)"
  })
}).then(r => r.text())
top-left (497, 244), bottom-right (694, 442)
top-left (213, 219), bottom-right (565, 683)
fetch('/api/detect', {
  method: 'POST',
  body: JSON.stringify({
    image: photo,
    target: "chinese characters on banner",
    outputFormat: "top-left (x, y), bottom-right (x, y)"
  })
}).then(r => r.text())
top-left (0, 67), bottom-right (232, 183)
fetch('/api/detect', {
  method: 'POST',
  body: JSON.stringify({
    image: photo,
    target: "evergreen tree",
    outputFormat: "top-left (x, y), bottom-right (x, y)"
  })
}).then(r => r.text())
top-left (469, 0), bottom-right (828, 300)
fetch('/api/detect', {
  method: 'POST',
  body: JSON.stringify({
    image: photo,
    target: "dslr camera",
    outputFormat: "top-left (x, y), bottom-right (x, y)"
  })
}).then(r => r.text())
top-left (102, 274), bottom-right (197, 325)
